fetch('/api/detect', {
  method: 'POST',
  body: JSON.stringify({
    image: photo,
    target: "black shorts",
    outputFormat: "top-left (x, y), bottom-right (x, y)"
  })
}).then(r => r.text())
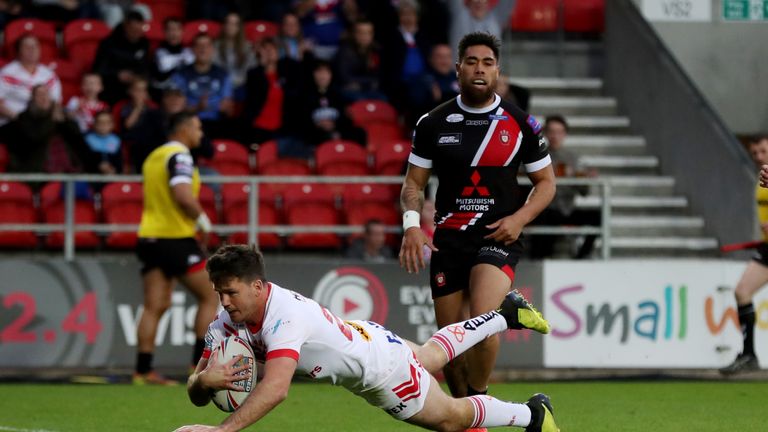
top-left (429, 238), bottom-right (524, 298)
top-left (752, 242), bottom-right (768, 267)
top-left (136, 237), bottom-right (206, 277)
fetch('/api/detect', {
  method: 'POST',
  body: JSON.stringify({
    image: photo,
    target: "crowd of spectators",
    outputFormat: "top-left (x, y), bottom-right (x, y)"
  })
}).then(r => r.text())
top-left (0, 0), bottom-right (530, 176)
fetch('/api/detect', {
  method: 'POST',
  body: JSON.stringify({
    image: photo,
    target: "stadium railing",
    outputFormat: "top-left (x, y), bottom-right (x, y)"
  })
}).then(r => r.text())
top-left (0, 173), bottom-right (613, 261)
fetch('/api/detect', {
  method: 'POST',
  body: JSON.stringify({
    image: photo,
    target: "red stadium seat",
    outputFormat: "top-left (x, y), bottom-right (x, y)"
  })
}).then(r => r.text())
top-left (341, 184), bottom-right (397, 209)
top-left (510, 0), bottom-right (560, 32)
top-left (198, 184), bottom-right (220, 248)
top-left (0, 143), bottom-right (7, 172)
top-left (315, 140), bottom-right (370, 176)
top-left (142, 20), bottom-right (165, 51)
top-left (183, 20), bottom-right (222, 45)
top-left (364, 122), bottom-right (404, 152)
top-left (374, 140), bottom-right (410, 175)
top-left (283, 183), bottom-right (341, 249)
top-left (101, 182), bottom-right (143, 249)
top-left (244, 20), bottom-right (279, 42)
top-left (4, 19), bottom-right (58, 62)
top-left (210, 139), bottom-right (251, 175)
top-left (564, 0), bottom-right (605, 33)
top-left (223, 200), bottom-right (282, 249)
top-left (40, 182), bottom-right (100, 249)
top-left (145, 1), bottom-right (186, 24)
top-left (255, 140), bottom-right (312, 176)
top-left (345, 201), bottom-right (400, 247)
top-left (63, 19), bottom-right (111, 70)
top-left (0, 181), bottom-right (37, 248)
top-left (347, 99), bottom-right (399, 128)
top-left (47, 59), bottom-right (84, 103)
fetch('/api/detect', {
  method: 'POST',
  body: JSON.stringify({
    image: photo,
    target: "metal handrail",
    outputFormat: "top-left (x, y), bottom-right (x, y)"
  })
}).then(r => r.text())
top-left (0, 173), bottom-right (611, 260)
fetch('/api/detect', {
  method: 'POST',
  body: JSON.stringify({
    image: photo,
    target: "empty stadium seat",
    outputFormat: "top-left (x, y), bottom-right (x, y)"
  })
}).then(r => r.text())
top-left (0, 181), bottom-right (37, 248)
top-left (101, 182), bottom-right (143, 249)
top-left (47, 59), bottom-right (84, 103)
top-left (209, 139), bottom-right (251, 175)
top-left (4, 19), bottom-right (58, 62)
top-left (364, 122), bottom-right (404, 152)
top-left (244, 20), bottom-right (279, 42)
top-left (255, 140), bottom-right (312, 176)
top-left (145, 0), bottom-right (186, 24)
top-left (0, 143), bottom-right (7, 172)
top-left (373, 140), bottom-right (410, 175)
top-left (221, 182), bottom-right (282, 248)
top-left (315, 140), bottom-right (370, 176)
top-left (342, 184), bottom-right (397, 209)
top-left (564, 0), bottom-right (605, 33)
top-left (347, 99), bottom-right (399, 127)
top-left (283, 183), bottom-right (341, 249)
top-left (142, 20), bottom-right (165, 50)
top-left (510, 0), bottom-right (560, 32)
top-left (63, 19), bottom-right (111, 70)
top-left (183, 20), bottom-right (222, 45)
top-left (40, 182), bottom-right (100, 249)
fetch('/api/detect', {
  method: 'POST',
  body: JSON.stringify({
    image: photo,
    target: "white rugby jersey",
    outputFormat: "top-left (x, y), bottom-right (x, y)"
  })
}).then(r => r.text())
top-left (0, 60), bottom-right (62, 126)
top-left (203, 283), bottom-right (396, 394)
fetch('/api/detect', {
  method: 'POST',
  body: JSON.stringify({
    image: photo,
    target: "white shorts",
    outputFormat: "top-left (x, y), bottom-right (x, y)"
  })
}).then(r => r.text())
top-left (352, 321), bottom-right (431, 421)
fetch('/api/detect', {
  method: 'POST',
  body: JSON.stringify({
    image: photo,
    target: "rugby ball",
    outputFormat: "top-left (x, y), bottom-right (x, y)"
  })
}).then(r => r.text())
top-left (210, 336), bottom-right (257, 412)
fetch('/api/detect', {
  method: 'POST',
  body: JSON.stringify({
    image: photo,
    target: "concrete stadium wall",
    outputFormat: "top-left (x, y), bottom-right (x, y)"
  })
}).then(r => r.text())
top-left (632, 0), bottom-right (768, 134)
top-left (1, 257), bottom-right (763, 371)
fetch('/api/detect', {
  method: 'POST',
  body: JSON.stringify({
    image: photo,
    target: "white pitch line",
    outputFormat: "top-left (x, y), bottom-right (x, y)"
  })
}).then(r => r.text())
top-left (0, 426), bottom-right (59, 432)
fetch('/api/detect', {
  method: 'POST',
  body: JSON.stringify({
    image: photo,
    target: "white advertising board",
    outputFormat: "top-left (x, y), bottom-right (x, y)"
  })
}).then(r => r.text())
top-left (543, 260), bottom-right (768, 368)
top-left (642, 0), bottom-right (713, 21)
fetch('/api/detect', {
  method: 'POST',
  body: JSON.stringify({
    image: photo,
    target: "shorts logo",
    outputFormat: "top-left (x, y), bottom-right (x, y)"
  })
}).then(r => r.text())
top-left (500, 129), bottom-right (510, 145)
top-left (188, 254), bottom-right (201, 265)
top-left (435, 272), bottom-right (446, 287)
top-left (446, 113), bottom-right (464, 123)
top-left (447, 325), bottom-right (466, 343)
top-left (437, 133), bottom-right (462, 146)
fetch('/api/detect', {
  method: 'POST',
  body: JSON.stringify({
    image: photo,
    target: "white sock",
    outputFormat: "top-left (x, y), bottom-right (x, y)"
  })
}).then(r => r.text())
top-left (429, 311), bottom-right (507, 361)
top-left (467, 395), bottom-right (532, 428)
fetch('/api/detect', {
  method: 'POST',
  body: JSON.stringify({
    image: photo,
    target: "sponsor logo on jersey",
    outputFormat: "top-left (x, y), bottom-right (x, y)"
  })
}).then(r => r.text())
top-left (465, 119), bottom-right (489, 126)
top-left (526, 115), bottom-right (542, 134)
top-left (461, 170), bottom-right (490, 197)
top-left (437, 133), bottom-right (462, 146)
top-left (538, 136), bottom-right (549, 152)
top-left (446, 113), bottom-right (464, 123)
top-left (500, 129), bottom-right (510, 145)
top-left (489, 114), bottom-right (508, 121)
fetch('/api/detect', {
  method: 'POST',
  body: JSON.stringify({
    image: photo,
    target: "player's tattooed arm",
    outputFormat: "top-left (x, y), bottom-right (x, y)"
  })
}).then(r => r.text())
top-left (400, 164), bottom-right (436, 273)
top-left (400, 164), bottom-right (430, 212)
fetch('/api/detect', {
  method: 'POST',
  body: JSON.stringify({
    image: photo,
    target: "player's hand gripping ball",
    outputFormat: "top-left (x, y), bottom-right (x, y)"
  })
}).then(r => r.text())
top-left (210, 336), bottom-right (257, 412)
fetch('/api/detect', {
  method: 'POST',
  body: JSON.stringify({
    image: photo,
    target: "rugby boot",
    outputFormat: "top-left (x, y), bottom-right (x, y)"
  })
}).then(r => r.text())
top-left (525, 393), bottom-right (559, 432)
top-left (496, 289), bottom-right (550, 334)
top-left (719, 353), bottom-right (760, 375)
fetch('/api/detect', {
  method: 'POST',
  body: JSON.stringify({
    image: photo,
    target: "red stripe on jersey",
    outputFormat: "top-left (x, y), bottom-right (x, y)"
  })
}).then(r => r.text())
top-left (266, 349), bottom-right (299, 361)
top-left (437, 212), bottom-right (482, 231)
top-left (475, 118), bottom-right (522, 167)
top-left (223, 322), bottom-right (237, 336)
top-left (202, 348), bottom-right (212, 359)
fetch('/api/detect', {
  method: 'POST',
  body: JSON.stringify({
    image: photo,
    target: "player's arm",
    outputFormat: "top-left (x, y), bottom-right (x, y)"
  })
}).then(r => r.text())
top-left (216, 356), bottom-right (298, 432)
top-left (400, 163), bottom-right (436, 273)
top-left (760, 164), bottom-right (768, 188)
top-left (485, 163), bottom-right (556, 245)
top-left (167, 152), bottom-right (213, 235)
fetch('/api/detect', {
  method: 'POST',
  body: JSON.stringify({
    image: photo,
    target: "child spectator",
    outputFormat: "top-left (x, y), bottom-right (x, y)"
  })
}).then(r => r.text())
top-left (65, 73), bottom-right (109, 133)
top-left (85, 110), bottom-right (122, 175)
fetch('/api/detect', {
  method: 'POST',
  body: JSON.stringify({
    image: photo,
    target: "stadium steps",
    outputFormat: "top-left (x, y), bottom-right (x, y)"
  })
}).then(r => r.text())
top-left (530, 95), bottom-right (617, 116)
top-left (564, 135), bottom-right (647, 155)
top-left (533, 115), bottom-right (632, 134)
top-left (610, 215), bottom-right (706, 236)
top-left (606, 175), bottom-right (676, 195)
top-left (578, 155), bottom-right (660, 174)
top-left (609, 236), bottom-right (719, 257)
top-left (508, 76), bottom-right (604, 96)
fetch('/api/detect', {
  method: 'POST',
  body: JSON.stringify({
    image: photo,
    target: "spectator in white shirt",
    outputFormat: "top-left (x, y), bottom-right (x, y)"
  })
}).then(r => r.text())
top-left (0, 34), bottom-right (62, 128)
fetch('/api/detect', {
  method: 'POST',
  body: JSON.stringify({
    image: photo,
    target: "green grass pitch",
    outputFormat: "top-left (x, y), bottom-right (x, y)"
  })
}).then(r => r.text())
top-left (0, 381), bottom-right (765, 431)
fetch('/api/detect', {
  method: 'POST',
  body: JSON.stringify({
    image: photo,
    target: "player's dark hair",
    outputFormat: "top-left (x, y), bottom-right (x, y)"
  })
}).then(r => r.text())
top-left (545, 115), bottom-right (569, 132)
top-left (163, 16), bottom-right (183, 28)
top-left (167, 111), bottom-right (197, 135)
top-left (124, 10), bottom-right (146, 24)
top-left (748, 134), bottom-right (768, 145)
top-left (207, 244), bottom-right (267, 287)
top-left (14, 33), bottom-right (37, 55)
top-left (457, 32), bottom-right (500, 63)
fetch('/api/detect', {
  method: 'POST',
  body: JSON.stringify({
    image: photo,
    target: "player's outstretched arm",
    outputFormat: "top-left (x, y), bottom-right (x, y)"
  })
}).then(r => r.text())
top-left (216, 356), bottom-right (297, 432)
top-left (400, 163), bottom-right (437, 273)
top-left (760, 164), bottom-right (768, 188)
top-left (187, 354), bottom-right (251, 407)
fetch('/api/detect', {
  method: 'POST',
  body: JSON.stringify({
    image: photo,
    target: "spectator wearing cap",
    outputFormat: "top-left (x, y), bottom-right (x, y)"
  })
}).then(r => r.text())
top-left (93, 10), bottom-right (151, 104)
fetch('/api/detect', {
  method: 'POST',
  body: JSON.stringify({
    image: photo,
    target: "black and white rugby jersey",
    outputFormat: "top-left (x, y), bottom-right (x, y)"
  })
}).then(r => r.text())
top-left (409, 93), bottom-right (551, 237)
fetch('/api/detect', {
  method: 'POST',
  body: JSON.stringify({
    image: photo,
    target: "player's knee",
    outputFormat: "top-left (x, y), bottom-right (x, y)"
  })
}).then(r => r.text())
top-left (734, 283), bottom-right (754, 304)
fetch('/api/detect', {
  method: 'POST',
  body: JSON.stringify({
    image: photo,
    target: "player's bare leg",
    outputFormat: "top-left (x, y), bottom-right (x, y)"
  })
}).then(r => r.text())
top-left (135, 268), bottom-right (178, 384)
top-left (465, 264), bottom-right (513, 394)
top-left (720, 261), bottom-right (768, 375)
top-left (433, 290), bottom-right (470, 397)
top-left (180, 268), bottom-right (219, 368)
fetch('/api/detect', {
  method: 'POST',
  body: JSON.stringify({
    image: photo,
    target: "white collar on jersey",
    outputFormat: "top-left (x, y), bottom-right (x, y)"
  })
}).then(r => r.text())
top-left (456, 93), bottom-right (501, 114)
